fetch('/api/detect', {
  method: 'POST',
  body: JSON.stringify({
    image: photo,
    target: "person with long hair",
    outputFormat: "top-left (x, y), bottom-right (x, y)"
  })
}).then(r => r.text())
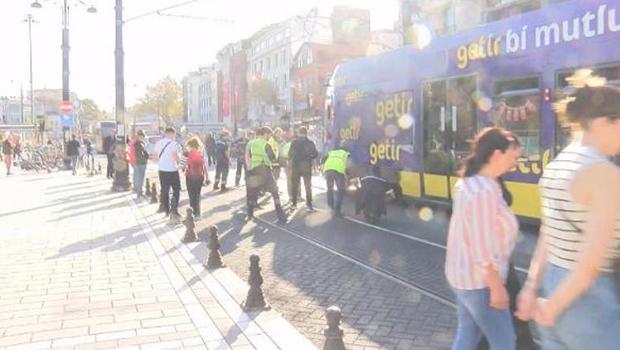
top-left (445, 127), bottom-right (522, 350)
top-left (516, 85), bottom-right (620, 349)
top-left (185, 136), bottom-right (205, 220)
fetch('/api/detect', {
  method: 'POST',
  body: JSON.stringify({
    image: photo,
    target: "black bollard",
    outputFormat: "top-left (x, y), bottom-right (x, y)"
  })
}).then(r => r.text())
top-left (182, 208), bottom-right (197, 242)
top-left (241, 255), bottom-right (270, 311)
top-left (323, 306), bottom-right (346, 350)
top-left (206, 226), bottom-right (225, 269)
top-left (145, 178), bottom-right (151, 196)
top-left (150, 183), bottom-right (158, 204)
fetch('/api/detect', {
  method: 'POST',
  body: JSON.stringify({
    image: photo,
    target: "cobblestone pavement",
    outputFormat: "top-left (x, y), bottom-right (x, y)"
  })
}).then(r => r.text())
top-left (144, 173), bottom-right (458, 350)
top-left (0, 170), bottom-right (315, 350)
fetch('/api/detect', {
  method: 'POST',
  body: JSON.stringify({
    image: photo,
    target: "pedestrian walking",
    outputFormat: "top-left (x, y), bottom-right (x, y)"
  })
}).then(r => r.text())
top-left (132, 130), bottom-right (149, 201)
top-left (104, 129), bottom-right (116, 179)
top-left (516, 85), bottom-right (620, 350)
top-left (322, 147), bottom-right (350, 217)
top-left (84, 137), bottom-right (95, 174)
top-left (66, 134), bottom-right (81, 176)
top-left (288, 126), bottom-right (318, 210)
top-left (205, 132), bottom-right (216, 167)
top-left (185, 136), bottom-right (205, 220)
top-left (213, 131), bottom-right (230, 191)
top-left (280, 135), bottom-right (295, 203)
top-left (153, 127), bottom-right (182, 220)
top-left (268, 127), bottom-right (282, 180)
top-left (444, 127), bottom-right (522, 350)
top-left (13, 137), bottom-right (22, 162)
top-left (233, 130), bottom-right (249, 187)
top-left (246, 126), bottom-right (286, 223)
top-left (2, 133), bottom-right (14, 176)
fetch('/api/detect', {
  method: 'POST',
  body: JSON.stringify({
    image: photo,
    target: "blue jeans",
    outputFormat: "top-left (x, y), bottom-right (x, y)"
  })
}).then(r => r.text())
top-left (538, 263), bottom-right (620, 350)
top-left (133, 164), bottom-right (147, 197)
top-left (452, 288), bottom-right (516, 350)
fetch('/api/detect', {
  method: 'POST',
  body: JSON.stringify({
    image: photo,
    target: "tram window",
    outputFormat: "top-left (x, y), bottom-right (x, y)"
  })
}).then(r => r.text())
top-left (492, 77), bottom-right (541, 159)
top-left (555, 65), bottom-right (620, 152)
top-left (423, 81), bottom-right (448, 153)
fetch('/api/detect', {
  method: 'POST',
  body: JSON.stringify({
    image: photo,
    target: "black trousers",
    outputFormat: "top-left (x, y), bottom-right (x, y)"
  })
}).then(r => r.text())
top-left (159, 170), bottom-right (181, 214)
top-left (106, 154), bottom-right (114, 178)
top-left (291, 167), bottom-right (312, 206)
top-left (186, 175), bottom-right (203, 216)
top-left (214, 160), bottom-right (229, 186)
top-left (235, 158), bottom-right (245, 186)
top-left (246, 165), bottom-right (284, 218)
top-left (325, 170), bottom-right (346, 212)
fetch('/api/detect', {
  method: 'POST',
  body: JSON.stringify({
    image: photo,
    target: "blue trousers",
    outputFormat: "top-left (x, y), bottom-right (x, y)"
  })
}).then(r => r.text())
top-left (452, 288), bottom-right (516, 350)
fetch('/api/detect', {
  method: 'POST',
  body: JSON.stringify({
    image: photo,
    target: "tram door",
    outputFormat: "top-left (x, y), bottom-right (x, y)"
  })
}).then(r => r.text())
top-left (422, 76), bottom-right (477, 199)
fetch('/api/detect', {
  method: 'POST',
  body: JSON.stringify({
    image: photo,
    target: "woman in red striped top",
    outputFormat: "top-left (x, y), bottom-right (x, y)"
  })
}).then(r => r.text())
top-left (445, 128), bottom-right (522, 350)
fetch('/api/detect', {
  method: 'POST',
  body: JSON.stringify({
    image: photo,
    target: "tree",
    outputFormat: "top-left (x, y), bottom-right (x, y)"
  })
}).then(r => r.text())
top-left (133, 76), bottom-right (182, 126)
top-left (249, 79), bottom-right (278, 106)
top-left (80, 98), bottom-right (109, 120)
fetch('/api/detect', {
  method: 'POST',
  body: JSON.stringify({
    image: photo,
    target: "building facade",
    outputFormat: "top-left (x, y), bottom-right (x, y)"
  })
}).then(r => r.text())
top-left (183, 67), bottom-right (216, 125)
top-left (245, 9), bottom-right (332, 126)
top-left (290, 42), bottom-right (365, 123)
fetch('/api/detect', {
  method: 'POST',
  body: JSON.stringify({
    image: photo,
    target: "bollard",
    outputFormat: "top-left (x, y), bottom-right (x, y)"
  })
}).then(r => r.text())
top-left (206, 226), bottom-right (225, 269)
top-left (241, 255), bottom-right (270, 311)
top-left (150, 183), bottom-right (158, 204)
top-left (323, 306), bottom-right (346, 350)
top-left (145, 178), bottom-right (151, 196)
top-left (182, 208), bottom-right (197, 242)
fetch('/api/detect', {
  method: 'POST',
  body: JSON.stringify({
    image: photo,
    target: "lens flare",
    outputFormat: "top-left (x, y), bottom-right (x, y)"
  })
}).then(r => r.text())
top-left (398, 114), bottom-right (414, 129)
top-left (419, 207), bottom-right (434, 222)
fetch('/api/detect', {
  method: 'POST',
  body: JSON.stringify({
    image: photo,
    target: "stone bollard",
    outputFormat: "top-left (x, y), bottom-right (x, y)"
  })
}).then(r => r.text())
top-left (241, 255), bottom-right (270, 311)
top-left (145, 178), bottom-right (151, 196)
top-left (323, 306), bottom-right (346, 350)
top-left (206, 226), bottom-right (225, 269)
top-left (150, 183), bottom-right (158, 204)
top-left (182, 208), bottom-right (197, 242)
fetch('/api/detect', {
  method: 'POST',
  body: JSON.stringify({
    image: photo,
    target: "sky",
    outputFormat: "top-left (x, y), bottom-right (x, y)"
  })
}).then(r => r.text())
top-left (0, 0), bottom-right (398, 112)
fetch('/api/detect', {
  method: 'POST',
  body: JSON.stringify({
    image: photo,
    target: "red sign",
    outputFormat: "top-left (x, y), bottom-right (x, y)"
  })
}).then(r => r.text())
top-left (60, 100), bottom-right (73, 114)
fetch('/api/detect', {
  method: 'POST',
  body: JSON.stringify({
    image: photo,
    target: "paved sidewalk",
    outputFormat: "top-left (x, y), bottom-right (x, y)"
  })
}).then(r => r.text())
top-left (0, 171), bottom-right (316, 350)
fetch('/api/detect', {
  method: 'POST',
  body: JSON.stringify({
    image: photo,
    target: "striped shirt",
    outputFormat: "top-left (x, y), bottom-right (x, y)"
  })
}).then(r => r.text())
top-left (445, 175), bottom-right (519, 290)
top-left (540, 142), bottom-right (620, 271)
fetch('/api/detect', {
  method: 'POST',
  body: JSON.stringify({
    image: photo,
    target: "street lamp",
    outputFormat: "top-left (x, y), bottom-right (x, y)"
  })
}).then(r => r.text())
top-left (112, 0), bottom-right (131, 192)
top-left (31, 0), bottom-right (97, 166)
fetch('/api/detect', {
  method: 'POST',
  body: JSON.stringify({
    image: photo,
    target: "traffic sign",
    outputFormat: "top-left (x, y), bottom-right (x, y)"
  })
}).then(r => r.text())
top-left (60, 100), bottom-right (73, 114)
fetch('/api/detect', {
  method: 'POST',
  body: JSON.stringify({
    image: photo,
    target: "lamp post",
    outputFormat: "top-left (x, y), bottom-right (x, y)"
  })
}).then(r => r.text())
top-left (112, 0), bottom-right (130, 191)
top-left (31, 0), bottom-right (96, 165)
top-left (24, 14), bottom-right (37, 126)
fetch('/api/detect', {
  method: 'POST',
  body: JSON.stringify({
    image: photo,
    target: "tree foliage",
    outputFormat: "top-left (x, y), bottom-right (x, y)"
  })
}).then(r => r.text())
top-left (133, 76), bottom-right (182, 126)
top-left (80, 98), bottom-right (109, 120)
top-left (249, 79), bottom-right (278, 106)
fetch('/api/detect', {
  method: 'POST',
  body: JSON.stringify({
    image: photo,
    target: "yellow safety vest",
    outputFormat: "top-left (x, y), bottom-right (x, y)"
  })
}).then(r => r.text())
top-left (249, 139), bottom-right (272, 170)
top-left (268, 137), bottom-right (279, 161)
top-left (324, 149), bottom-right (349, 174)
top-left (282, 142), bottom-right (291, 159)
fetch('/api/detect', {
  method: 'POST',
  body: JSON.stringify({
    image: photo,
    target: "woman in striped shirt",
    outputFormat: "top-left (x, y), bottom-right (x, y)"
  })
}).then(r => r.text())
top-left (516, 85), bottom-right (620, 349)
top-left (445, 127), bottom-right (522, 350)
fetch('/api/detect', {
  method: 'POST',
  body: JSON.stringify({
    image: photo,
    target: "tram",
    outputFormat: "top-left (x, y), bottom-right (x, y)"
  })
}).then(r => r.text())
top-left (326, 0), bottom-right (620, 221)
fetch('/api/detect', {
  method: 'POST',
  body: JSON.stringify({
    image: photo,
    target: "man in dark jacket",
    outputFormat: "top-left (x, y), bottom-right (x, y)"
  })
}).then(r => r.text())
top-left (213, 131), bottom-right (230, 191)
top-left (233, 131), bottom-right (249, 187)
top-left (355, 166), bottom-right (388, 223)
top-left (133, 130), bottom-right (149, 200)
top-left (288, 126), bottom-right (318, 210)
top-left (103, 129), bottom-right (116, 179)
top-left (66, 134), bottom-right (81, 176)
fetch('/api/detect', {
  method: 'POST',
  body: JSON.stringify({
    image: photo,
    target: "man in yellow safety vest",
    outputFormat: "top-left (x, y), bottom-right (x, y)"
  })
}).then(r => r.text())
top-left (246, 126), bottom-right (286, 223)
top-left (322, 146), bottom-right (350, 217)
